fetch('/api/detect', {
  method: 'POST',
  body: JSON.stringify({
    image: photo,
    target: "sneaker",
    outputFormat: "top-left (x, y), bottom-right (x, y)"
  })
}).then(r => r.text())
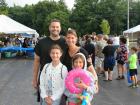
top-left (128, 84), bottom-right (133, 87)
top-left (132, 85), bottom-right (136, 88)
top-left (108, 79), bottom-right (112, 81)
top-left (116, 76), bottom-right (121, 80)
top-left (103, 79), bottom-right (108, 82)
top-left (135, 84), bottom-right (139, 88)
top-left (121, 75), bottom-right (125, 80)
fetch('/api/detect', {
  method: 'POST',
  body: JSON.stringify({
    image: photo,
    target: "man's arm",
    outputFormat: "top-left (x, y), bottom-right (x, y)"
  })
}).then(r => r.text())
top-left (32, 53), bottom-right (40, 89)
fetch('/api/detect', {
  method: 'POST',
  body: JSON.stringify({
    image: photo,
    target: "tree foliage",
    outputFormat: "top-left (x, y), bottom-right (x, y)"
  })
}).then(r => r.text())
top-left (0, 0), bottom-right (8, 15)
top-left (1, 0), bottom-right (140, 36)
top-left (7, 0), bottom-right (70, 36)
top-left (100, 19), bottom-right (110, 35)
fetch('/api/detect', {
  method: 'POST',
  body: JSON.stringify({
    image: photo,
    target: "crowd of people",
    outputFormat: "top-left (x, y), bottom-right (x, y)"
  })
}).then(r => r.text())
top-left (32, 19), bottom-right (140, 105)
top-left (0, 35), bottom-right (37, 58)
top-left (0, 35), bottom-right (35, 48)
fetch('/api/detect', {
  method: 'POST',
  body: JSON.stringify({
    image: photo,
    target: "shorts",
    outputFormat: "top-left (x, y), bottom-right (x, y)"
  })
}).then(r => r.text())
top-left (104, 67), bottom-right (114, 71)
top-left (129, 69), bottom-right (137, 76)
top-left (117, 60), bottom-right (125, 65)
top-left (104, 56), bottom-right (115, 71)
top-left (95, 57), bottom-right (104, 68)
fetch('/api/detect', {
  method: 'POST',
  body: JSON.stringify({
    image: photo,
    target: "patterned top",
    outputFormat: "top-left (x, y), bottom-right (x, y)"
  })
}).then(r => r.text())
top-left (117, 44), bottom-right (128, 62)
top-left (40, 62), bottom-right (68, 100)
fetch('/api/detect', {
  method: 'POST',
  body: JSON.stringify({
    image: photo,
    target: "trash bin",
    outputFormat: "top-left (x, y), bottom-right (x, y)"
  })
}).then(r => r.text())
top-left (4, 52), bottom-right (11, 58)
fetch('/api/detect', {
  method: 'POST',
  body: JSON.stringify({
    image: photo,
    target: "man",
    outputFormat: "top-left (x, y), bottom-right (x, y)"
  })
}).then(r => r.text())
top-left (32, 19), bottom-right (67, 102)
top-left (95, 34), bottom-right (107, 75)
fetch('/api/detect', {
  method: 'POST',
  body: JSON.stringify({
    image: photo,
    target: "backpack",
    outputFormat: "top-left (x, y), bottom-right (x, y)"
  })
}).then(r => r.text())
top-left (45, 63), bottom-right (64, 79)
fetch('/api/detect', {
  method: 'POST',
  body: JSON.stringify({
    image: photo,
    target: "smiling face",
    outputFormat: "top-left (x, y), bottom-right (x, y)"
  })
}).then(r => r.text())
top-left (49, 21), bottom-right (61, 37)
top-left (73, 57), bottom-right (84, 69)
top-left (65, 34), bottom-right (77, 47)
top-left (50, 48), bottom-right (62, 62)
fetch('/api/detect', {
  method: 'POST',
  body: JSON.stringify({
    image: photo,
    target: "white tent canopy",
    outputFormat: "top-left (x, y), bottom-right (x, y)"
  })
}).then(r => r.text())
top-left (123, 25), bottom-right (140, 34)
top-left (0, 14), bottom-right (39, 38)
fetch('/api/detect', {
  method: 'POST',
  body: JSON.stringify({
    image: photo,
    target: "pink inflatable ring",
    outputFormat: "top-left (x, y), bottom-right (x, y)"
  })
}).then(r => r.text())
top-left (65, 68), bottom-right (92, 94)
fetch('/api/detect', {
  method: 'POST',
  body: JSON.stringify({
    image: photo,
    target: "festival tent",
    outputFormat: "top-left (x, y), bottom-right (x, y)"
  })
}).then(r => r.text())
top-left (0, 14), bottom-right (39, 39)
top-left (123, 25), bottom-right (140, 40)
top-left (123, 25), bottom-right (140, 46)
top-left (123, 25), bottom-right (140, 34)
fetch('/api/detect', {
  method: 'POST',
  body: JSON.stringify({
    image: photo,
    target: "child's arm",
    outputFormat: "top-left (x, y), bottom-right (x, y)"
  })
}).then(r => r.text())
top-left (87, 65), bottom-right (99, 93)
top-left (40, 64), bottom-right (48, 99)
top-left (87, 65), bottom-right (98, 81)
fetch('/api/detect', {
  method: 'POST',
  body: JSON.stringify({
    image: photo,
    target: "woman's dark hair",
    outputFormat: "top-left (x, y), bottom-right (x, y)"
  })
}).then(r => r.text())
top-left (72, 54), bottom-right (85, 69)
top-left (85, 38), bottom-right (92, 44)
top-left (120, 37), bottom-right (127, 44)
top-left (107, 39), bottom-right (113, 44)
top-left (66, 29), bottom-right (77, 37)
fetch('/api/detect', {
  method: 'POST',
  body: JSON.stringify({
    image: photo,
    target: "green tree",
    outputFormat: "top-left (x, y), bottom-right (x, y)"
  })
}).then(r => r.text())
top-left (32, 0), bottom-right (69, 35)
top-left (0, 0), bottom-right (8, 15)
top-left (8, 5), bottom-right (34, 28)
top-left (0, 0), bottom-right (7, 7)
top-left (129, 0), bottom-right (140, 28)
top-left (70, 0), bottom-right (99, 36)
top-left (100, 19), bottom-right (110, 35)
top-left (70, 0), bottom-right (127, 35)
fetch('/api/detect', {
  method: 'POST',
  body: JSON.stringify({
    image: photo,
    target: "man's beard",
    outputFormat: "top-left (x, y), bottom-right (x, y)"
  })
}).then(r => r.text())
top-left (51, 31), bottom-right (60, 37)
top-left (52, 34), bottom-right (59, 37)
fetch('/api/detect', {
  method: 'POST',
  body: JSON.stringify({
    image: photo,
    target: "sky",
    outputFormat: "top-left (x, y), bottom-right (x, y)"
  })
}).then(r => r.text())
top-left (5, 0), bottom-right (75, 9)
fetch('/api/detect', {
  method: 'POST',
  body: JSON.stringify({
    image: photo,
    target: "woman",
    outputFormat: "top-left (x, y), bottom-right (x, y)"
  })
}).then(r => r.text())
top-left (63, 29), bottom-right (90, 71)
top-left (102, 39), bottom-right (116, 81)
top-left (63, 29), bottom-right (98, 87)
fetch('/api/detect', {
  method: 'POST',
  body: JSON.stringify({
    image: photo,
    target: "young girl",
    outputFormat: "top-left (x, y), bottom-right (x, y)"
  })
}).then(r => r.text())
top-left (40, 44), bottom-right (68, 105)
top-left (128, 47), bottom-right (138, 88)
top-left (64, 53), bottom-right (98, 105)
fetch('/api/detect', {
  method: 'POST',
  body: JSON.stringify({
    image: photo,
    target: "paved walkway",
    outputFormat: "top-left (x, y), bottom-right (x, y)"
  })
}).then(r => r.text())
top-left (0, 59), bottom-right (140, 105)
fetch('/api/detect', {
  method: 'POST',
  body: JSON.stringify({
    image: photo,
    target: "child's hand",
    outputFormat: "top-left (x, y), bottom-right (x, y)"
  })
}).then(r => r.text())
top-left (76, 94), bottom-right (84, 100)
top-left (45, 96), bottom-right (52, 105)
top-left (75, 80), bottom-right (88, 89)
top-left (117, 48), bottom-right (121, 52)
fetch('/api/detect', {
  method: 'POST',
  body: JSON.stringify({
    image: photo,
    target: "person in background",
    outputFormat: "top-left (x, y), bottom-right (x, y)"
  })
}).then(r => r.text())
top-left (95, 34), bottom-right (106, 75)
top-left (116, 37), bottom-right (128, 80)
top-left (137, 46), bottom-right (140, 85)
top-left (102, 39), bottom-right (116, 81)
top-left (84, 38), bottom-right (95, 67)
top-left (14, 35), bottom-right (22, 47)
top-left (128, 47), bottom-right (138, 88)
top-left (137, 46), bottom-right (140, 67)
top-left (22, 38), bottom-right (30, 48)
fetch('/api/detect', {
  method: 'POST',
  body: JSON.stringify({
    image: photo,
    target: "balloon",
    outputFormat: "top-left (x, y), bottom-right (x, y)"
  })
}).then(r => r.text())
top-left (65, 68), bottom-right (92, 94)
top-left (82, 90), bottom-right (90, 105)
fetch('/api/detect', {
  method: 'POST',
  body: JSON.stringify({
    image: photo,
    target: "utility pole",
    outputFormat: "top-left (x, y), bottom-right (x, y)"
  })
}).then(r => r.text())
top-left (127, 0), bottom-right (130, 29)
